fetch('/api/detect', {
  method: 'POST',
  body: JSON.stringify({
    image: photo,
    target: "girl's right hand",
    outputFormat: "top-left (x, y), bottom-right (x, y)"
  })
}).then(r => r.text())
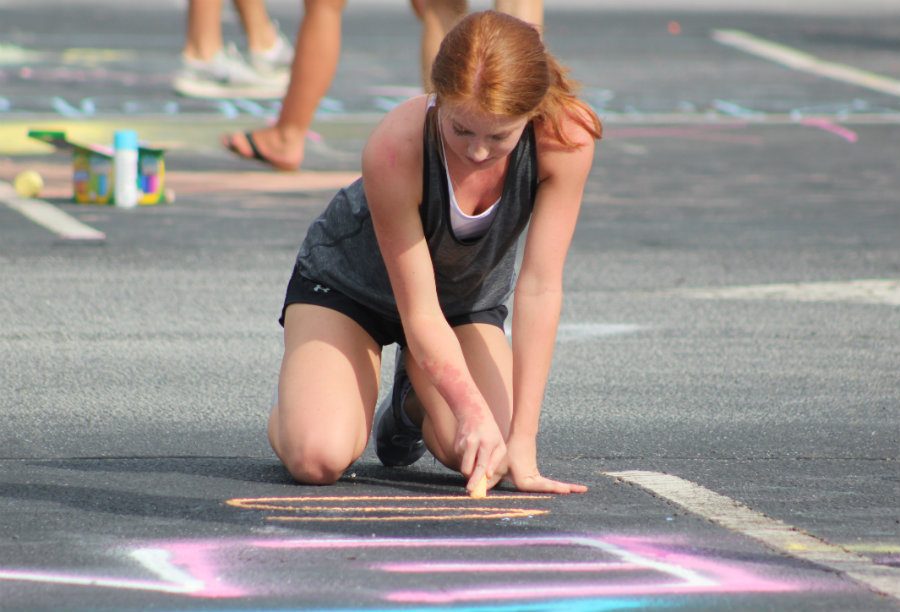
top-left (455, 409), bottom-right (506, 494)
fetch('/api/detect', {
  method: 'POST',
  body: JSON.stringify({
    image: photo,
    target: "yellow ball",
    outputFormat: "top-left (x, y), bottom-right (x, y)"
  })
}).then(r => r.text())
top-left (14, 170), bottom-right (44, 198)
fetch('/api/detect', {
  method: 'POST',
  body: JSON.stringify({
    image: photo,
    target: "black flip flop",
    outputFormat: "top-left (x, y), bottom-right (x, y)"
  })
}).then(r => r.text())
top-left (242, 131), bottom-right (268, 162)
top-left (224, 130), bottom-right (271, 162)
top-left (225, 131), bottom-right (296, 171)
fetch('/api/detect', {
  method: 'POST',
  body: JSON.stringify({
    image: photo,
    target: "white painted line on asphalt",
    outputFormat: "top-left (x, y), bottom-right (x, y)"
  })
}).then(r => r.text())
top-left (841, 544), bottom-right (900, 554)
top-left (504, 322), bottom-right (643, 341)
top-left (678, 279), bottom-right (900, 306)
top-left (604, 470), bottom-right (900, 600)
top-left (0, 183), bottom-right (106, 241)
top-left (556, 323), bottom-right (643, 341)
top-left (713, 29), bottom-right (900, 98)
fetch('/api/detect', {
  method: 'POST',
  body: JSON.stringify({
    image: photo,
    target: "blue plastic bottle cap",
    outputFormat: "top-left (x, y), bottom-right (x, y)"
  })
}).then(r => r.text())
top-left (114, 129), bottom-right (139, 150)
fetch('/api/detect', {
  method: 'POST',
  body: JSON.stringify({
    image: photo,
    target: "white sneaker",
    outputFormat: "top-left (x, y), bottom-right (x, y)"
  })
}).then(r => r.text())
top-left (249, 20), bottom-right (294, 77)
top-left (172, 42), bottom-right (286, 100)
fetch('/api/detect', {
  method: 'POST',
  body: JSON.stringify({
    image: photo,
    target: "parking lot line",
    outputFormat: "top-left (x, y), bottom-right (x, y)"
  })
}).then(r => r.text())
top-left (712, 29), bottom-right (900, 98)
top-left (604, 470), bottom-right (900, 601)
top-left (0, 183), bottom-right (105, 241)
top-left (677, 279), bottom-right (900, 306)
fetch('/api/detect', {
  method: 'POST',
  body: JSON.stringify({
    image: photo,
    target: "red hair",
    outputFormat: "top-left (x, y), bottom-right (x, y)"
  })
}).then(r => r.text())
top-left (431, 10), bottom-right (602, 147)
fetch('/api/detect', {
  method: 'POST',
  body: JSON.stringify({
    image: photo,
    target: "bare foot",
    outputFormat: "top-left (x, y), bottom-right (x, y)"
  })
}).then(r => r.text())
top-left (222, 126), bottom-right (306, 171)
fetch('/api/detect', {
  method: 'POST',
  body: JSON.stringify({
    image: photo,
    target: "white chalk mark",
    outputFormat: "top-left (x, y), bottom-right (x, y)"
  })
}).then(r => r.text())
top-left (712, 99), bottom-right (765, 119)
top-left (0, 570), bottom-right (192, 594)
top-left (51, 96), bottom-right (83, 118)
top-left (129, 549), bottom-right (204, 593)
top-left (678, 279), bottom-right (900, 306)
top-left (373, 96), bottom-right (406, 113)
top-left (0, 549), bottom-right (204, 595)
top-left (215, 100), bottom-right (239, 119)
top-left (574, 535), bottom-right (716, 589)
top-left (232, 99), bottom-right (269, 117)
top-left (317, 97), bottom-right (345, 113)
top-left (604, 470), bottom-right (900, 600)
top-left (80, 98), bottom-right (96, 116)
top-left (0, 183), bottom-right (106, 241)
top-left (0, 44), bottom-right (45, 64)
top-left (713, 29), bottom-right (900, 98)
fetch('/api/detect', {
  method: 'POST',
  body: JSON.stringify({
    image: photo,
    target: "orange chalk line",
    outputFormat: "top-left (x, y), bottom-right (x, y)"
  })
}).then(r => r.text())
top-left (267, 509), bottom-right (549, 522)
top-left (226, 494), bottom-right (552, 522)
top-left (234, 505), bottom-right (539, 513)
top-left (227, 494), bottom-right (551, 510)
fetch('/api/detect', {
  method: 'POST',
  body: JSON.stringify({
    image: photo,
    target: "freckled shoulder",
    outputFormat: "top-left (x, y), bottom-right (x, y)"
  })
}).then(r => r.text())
top-left (363, 95), bottom-right (430, 175)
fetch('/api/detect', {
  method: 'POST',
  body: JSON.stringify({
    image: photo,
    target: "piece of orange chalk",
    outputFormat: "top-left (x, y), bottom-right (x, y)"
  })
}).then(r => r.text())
top-left (469, 475), bottom-right (488, 499)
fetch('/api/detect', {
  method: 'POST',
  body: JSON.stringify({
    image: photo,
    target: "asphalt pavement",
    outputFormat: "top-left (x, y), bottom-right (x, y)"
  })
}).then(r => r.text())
top-left (1, 1), bottom-right (898, 610)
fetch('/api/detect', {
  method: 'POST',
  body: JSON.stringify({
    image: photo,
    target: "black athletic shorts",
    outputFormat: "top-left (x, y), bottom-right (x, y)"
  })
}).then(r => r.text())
top-left (279, 269), bottom-right (508, 347)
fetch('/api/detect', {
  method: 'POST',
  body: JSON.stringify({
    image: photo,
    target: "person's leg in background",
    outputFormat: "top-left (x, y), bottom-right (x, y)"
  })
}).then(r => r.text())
top-left (222, 0), bottom-right (540, 169)
top-left (413, 0), bottom-right (466, 91)
top-left (413, 0), bottom-right (542, 92)
top-left (222, 0), bottom-right (347, 170)
top-left (174, 0), bottom-right (293, 99)
top-left (182, 0), bottom-right (227, 62)
top-left (494, 0), bottom-right (543, 31)
top-left (232, 0), bottom-right (295, 76)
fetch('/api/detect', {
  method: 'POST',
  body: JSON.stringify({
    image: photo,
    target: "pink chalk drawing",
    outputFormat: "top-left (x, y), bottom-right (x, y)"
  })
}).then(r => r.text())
top-left (381, 536), bottom-right (801, 604)
top-left (799, 118), bottom-right (859, 143)
top-left (0, 545), bottom-right (246, 599)
top-left (0, 534), bottom-right (816, 605)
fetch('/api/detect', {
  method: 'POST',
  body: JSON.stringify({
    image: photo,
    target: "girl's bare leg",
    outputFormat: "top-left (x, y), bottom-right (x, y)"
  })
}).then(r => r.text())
top-left (270, 303), bottom-right (381, 484)
top-left (403, 323), bottom-right (513, 472)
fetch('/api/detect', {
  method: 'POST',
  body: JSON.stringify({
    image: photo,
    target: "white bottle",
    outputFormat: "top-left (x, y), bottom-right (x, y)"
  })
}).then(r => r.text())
top-left (113, 130), bottom-right (139, 208)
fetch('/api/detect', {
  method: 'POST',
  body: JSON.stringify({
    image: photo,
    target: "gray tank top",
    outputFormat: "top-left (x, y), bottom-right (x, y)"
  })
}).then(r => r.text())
top-left (294, 105), bottom-right (538, 321)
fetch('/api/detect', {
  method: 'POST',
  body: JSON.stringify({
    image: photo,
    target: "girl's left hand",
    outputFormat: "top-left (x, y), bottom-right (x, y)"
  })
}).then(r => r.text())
top-left (503, 435), bottom-right (588, 494)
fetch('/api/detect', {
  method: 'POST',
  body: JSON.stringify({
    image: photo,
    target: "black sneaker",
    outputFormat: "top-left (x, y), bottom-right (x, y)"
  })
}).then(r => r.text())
top-left (374, 348), bottom-right (426, 467)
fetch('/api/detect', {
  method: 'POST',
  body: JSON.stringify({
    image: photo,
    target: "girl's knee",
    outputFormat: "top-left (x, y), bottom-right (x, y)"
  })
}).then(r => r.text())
top-left (269, 406), bottom-right (368, 485)
top-left (279, 442), bottom-right (354, 485)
